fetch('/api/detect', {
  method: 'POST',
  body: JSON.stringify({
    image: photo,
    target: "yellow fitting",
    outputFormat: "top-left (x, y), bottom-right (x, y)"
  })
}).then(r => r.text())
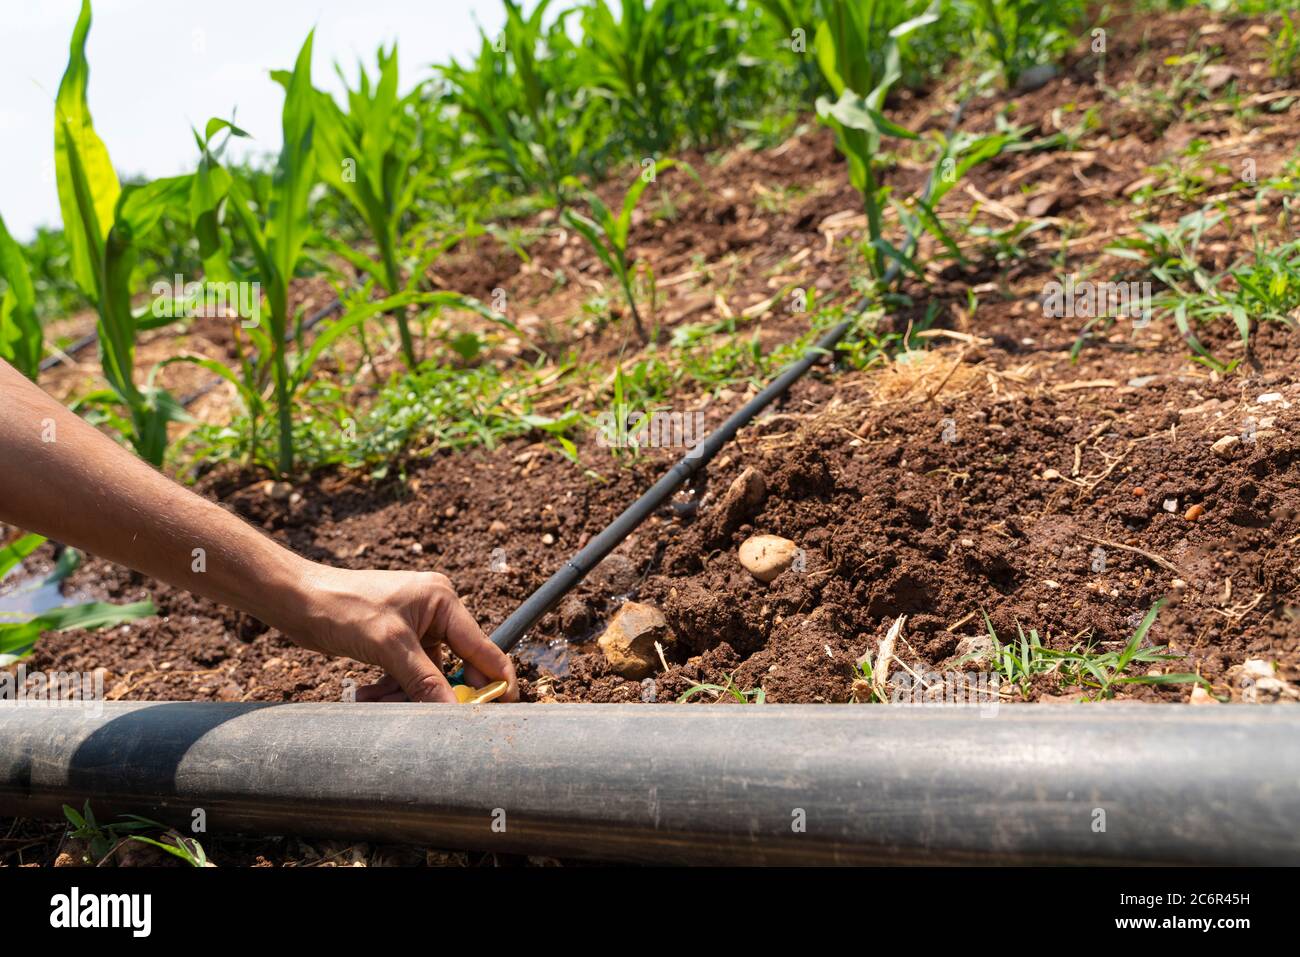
top-left (453, 680), bottom-right (509, 704)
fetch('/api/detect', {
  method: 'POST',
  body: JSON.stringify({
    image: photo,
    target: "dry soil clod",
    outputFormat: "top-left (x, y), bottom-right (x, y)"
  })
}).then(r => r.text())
top-left (596, 602), bottom-right (675, 679)
top-left (1211, 435), bottom-right (1241, 459)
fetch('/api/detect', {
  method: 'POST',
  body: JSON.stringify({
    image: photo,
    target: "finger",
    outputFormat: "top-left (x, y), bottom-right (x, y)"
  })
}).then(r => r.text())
top-left (355, 674), bottom-right (401, 702)
top-left (385, 638), bottom-right (457, 703)
top-left (435, 596), bottom-right (518, 701)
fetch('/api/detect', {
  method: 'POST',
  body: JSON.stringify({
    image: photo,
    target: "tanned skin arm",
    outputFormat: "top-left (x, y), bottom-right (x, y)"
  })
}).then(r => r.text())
top-left (0, 358), bottom-right (516, 703)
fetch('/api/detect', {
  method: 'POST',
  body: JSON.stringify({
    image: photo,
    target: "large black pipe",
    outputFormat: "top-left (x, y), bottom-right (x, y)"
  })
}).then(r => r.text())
top-left (1, 701), bottom-right (1296, 865)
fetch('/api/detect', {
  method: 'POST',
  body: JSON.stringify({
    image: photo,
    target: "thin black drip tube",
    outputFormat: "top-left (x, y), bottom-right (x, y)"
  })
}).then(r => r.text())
top-left (488, 317), bottom-right (851, 651)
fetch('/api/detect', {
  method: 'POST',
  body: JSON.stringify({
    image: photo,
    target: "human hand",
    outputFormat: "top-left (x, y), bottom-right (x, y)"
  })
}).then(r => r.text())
top-left (285, 564), bottom-right (517, 703)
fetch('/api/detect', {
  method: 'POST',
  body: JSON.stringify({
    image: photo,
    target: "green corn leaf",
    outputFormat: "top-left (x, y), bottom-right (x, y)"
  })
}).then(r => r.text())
top-left (53, 0), bottom-right (120, 300)
top-left (0, 533), bottom-right (46, 579)
top-left (0, 599), bottom-right (155, 658)
top-left (0, 212), bottom-right (42, 379)
top-left (191, 119), bottom-right (247, 282)
top-left (562, 209), bottom-right (626, 284)
top-left (265, 31), bottom-right (319, 328)
top-left (158, 354), bottom-right (261, 411)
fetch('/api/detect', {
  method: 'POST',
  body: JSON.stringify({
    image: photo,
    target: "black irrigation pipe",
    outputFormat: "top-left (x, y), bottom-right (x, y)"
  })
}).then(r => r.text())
top-left (1, 701), bottom-right (1297, 864)
top-left (37, 331), bottom-right (98, 372)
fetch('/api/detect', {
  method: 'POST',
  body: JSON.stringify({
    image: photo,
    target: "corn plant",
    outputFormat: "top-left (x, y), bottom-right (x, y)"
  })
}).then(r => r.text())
top-left (561, 158), bottom-right (696, 342)
top-left (313, 45), bottom-right (430, 367)
top-left (442, 0), bottom-right (602, 204)
top-left (580, 0), bottom-right (755, 152)
top-left (0, 533), bottom-right (154, 664)
top-left (579, 0), bottom-right (673, 154)
top-left (0, 212), bottom-right (42, 379)
top-left (754, 0), bottom-right (824, 91)
top-left (19, 227), bottom-right (83, 320)
top-left (813, 2), bottom-right (939, 278)
top-left (890, 126), bottom-right (1016, 274)
top-left (217, 32), bottom-right (320, 474)
top-left (191, 45), bottom-right (502, 472)
top-left (53, 1), bottom-right (194, 465)
top-left (972, 0), bottom-right (1085, 88)
top-left (1271, 12), bottom-right (1300, 80)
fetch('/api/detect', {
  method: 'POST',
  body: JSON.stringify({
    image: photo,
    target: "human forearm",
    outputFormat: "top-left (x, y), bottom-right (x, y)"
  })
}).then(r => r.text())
top-left (0, 359), bottom-right (517, 702)
top-left (0, 358), bottom-right (310, 636)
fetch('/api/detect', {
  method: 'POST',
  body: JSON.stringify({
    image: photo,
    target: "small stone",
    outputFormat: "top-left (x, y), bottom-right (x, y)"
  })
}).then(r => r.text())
top-left (726, 467), bottom-right (767, 512)
top-left (701, 466), bottom-right (767, 545)
top-left (489, 520), bottom-right (507, 535)
top-left (596, 602), bottom-right (674, 679)
top-left (541, 533), bottom-right (555, 546)
top-left (1242, 659), bottom-right (1274, 680)
top-left (410, 542), bottom-right (424, 554)
top-left (1132, 486), bottom-right (1146, 496)
top-left (1041, 468), bottom-right (1062, 480)
top-left (951, 633), bottom-right (993, 662)
top-left (1171, 578), bottom-right (1187, 590)
top-left (1189, 685), bottom-right (1217, 705)
top-left (1184, 504), bottom-right (1205, 522)
top-left (265, 481), bottom-right (293, 501)
top-left (1202, 64), bottom-right (1238, 91)
top-left (444, 506), bottom-right (458, 518)
top-left (1257, 392), bottom-right (1283, 404)
top-left (1210, 435), bottom-right (1240, 458)
top-left (738, 534), bottom-right (799, 583)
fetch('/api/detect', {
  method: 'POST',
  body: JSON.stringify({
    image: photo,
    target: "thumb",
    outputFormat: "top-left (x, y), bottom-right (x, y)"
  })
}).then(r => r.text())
top-left (385, 638), bottom-right (457, 703)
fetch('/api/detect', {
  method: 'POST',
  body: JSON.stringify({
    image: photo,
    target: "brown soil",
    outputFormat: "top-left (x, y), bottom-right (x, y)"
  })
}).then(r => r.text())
top-left (5, 6), bottom-right (1300, 866)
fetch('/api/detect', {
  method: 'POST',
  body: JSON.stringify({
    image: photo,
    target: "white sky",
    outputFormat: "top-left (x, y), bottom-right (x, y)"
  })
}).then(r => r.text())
top-left (0, 0), bottom-right (508, 241)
